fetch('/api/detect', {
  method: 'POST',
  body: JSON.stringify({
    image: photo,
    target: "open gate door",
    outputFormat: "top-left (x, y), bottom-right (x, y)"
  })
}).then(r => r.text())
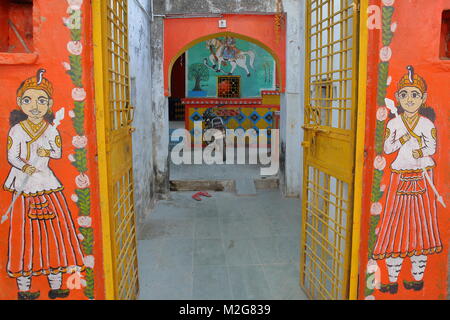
top-left (300, 0), bottom-right (362, 300)
top-left (93, 0), bottom-right (139, 299)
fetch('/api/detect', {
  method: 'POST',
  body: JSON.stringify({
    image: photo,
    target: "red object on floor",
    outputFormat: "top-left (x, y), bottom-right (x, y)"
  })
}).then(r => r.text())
top-left (192, 192), bottom-right (202, 201)
top-left (199, 191), bottom-right (212, 197)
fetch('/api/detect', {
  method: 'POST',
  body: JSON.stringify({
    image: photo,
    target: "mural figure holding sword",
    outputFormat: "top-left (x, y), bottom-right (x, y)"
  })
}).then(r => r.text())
top-left (372, 66), bottom-right (444, 294)
top-left (2, 70), bottom-right (85, 300)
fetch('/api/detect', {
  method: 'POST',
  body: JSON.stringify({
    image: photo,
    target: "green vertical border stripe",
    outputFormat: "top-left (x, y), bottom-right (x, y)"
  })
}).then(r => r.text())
top-left (365, 5), bottom-right (396, 295)
top-left (66, 6), bottom-right (95, 300)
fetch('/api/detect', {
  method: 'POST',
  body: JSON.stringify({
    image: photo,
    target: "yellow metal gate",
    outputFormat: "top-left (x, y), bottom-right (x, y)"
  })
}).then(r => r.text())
top-left (93, 0), bottom-right (139, 300)
top-left (300, 0), bottom-right (360, 300)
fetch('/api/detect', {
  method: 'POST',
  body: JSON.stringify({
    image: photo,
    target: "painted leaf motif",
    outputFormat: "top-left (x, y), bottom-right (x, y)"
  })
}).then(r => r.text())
top-left (73, 148), bottom-right (88, 172)
top-left (377, 62), bottom-right (389, 106)
top-left (84, 268), bottom-right (95, 300)
top-left (79, 227), bottom-right (93, 254)
top-left (72, 101), bottom-right (86, 135)
top-left (68, 55), bottom-right (83, 87)
top-left (75, 188), bottom-right (91, 216)
top-left (375, 121), bottom-right (386, 155)
top-left (368, 215), bottom-right (381, 257)
top-left (381, 6), bottom-right (395, 46)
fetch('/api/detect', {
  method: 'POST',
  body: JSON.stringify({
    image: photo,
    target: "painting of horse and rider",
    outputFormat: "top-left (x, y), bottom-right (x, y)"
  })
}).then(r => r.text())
top-left (204, 36), bottom-right (256, 77)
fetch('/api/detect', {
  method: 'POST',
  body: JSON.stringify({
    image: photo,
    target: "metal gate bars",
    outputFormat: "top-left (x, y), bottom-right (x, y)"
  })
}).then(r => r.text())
top-left (93, 0), bottom-right (139, 300)
top-left (300, 0), bottom-right (360, 300)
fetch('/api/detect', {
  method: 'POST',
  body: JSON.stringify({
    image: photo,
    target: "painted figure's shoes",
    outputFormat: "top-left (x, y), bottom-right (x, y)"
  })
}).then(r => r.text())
top-left (379, 283), bottom-right (398, 294)
top-left (18, 291), bottom-right (40, 300)
top-left (403, 280), bottom-right (424, 291)
top-left (48, 289), bottom-right (70, 299)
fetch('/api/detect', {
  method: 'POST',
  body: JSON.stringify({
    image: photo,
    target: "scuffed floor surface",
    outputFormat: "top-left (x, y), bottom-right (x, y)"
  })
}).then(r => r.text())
top-left (137, 190), bottom-right (308, 300)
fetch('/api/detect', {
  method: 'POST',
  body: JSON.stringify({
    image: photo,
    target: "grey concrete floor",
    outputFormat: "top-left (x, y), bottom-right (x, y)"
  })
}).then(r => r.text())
top-left (137, 190), bottom-right (308, 300)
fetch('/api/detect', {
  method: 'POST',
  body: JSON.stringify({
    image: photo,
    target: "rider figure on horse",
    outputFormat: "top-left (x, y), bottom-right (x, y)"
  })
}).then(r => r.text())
top-left (222, 37), bottom-right (238, 61)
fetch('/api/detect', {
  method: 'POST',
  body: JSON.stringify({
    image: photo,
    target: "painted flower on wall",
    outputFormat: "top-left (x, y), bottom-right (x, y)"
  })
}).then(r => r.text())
top-left (68, 154), bottom-right (76, 162)
top-left (62, 62), bottom-right (71, 71)
top-left (72, 88), bottom-right (86, 101)
top-left (71, 194), bottom-right (79, 203)
top-left (382, 0), bottom-right (395, 6)
top-left (78, 216), bottom-right (92, 228)
top-left (72, 135), bottom-right (88, 149)
top-left (370, 202), bottom-right (383, 216)
top-left (68, 0), bottom-right (83, 10)
top-left (380, 46), bottom-right (392, 62)
top-left (76, 173), bottom-right (90, 189)
top-left (68, 110), bottom-right (76, 118)
top-left (374, 155), bottom-right (387, 171)
top-left (376, 107), bottom-right (388, 121)
top-left (67, 41), bottom-right (83, 55)
top-left (365, 295), bottom-right (376, 300)
top-left (83, 255), bottom-right (95, 269)
top-left (391, 22), bottom-right (397, 33)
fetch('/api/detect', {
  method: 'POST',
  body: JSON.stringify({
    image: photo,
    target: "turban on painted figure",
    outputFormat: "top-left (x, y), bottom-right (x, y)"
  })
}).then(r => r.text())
top-left (16, 69), bottom-right (54, 98)
top-left (397, 65), bottom-right (427, 93)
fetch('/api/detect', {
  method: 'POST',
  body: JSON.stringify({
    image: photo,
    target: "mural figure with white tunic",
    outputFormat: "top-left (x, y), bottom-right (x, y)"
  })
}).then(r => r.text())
top-left (372, 66), bottom-right (443, 294)
top-left (2, 69), bottom-right (85, 300)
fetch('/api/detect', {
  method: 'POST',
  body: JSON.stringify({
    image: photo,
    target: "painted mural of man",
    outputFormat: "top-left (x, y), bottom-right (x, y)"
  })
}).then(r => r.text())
top-left (3, 69), bottom-right (85, 300)
top-left (223, 36), bottom-right (238, 60)
top-left (372, 66), bottom-right (442, 294)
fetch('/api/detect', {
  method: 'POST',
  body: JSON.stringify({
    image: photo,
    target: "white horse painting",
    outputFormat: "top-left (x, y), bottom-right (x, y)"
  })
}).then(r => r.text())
top-left (205, 38), bottom-right (255, 77)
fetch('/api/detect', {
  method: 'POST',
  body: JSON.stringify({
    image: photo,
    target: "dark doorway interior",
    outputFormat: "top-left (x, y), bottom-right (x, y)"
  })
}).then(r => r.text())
top-left (169, 53), bottom-right (186, 121)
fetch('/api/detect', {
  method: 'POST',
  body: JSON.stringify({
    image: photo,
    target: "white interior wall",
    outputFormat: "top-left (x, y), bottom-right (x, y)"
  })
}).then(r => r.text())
top-left (280, 0), bottom-right (305, 198)
top-left (128, 0), bottom-right (155, 228)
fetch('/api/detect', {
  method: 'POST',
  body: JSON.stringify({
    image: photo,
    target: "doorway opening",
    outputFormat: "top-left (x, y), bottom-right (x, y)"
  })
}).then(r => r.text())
top-left (169, 53), bottom-right (186, 141)
top-left (167, 33), bottom-right (282, 194)
top-left (168, 53), bottom-right (186, 151)
top-left (136, 13), bottom-right (309, 301)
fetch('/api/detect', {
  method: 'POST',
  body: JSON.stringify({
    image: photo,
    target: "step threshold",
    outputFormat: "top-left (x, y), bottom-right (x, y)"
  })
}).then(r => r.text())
top-left (169, 177), bottom-right (279, 192)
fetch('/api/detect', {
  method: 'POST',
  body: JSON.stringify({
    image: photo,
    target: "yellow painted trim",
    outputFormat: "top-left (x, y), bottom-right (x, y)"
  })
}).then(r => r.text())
top-left (93, 0), bottom-right (116, 300)
top-left (299, 0), bottom-right (311, 296)
top-left (349, 0), bottom-right (368, 301)
top-left (167, 31), bottom-right (283, 96)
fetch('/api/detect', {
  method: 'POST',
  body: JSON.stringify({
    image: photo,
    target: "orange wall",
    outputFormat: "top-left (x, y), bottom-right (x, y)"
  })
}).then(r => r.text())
top-left (359, 0), bottom-right (450, 300)
top-left (163, 14), bottom-right (286, 96)
top-left (0, 0), bottom-right (104, 300)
